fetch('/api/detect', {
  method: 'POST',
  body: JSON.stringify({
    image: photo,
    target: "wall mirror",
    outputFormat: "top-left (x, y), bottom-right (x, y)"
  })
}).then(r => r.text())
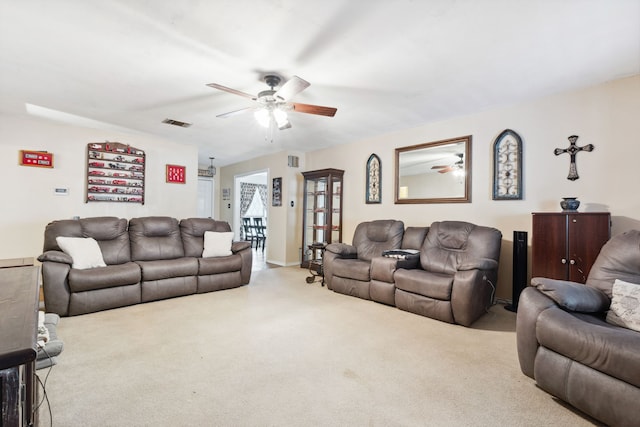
top-left (395, 135), bottom-right (472, 204)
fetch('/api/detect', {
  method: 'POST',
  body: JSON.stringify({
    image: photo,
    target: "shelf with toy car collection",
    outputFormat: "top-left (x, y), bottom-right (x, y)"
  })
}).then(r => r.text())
top-left (86, 142), bottom-right (145, 204)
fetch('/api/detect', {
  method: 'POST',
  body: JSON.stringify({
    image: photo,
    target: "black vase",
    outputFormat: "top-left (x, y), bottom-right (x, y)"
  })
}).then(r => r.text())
top-left (561, 197), bottom-right (580, 211)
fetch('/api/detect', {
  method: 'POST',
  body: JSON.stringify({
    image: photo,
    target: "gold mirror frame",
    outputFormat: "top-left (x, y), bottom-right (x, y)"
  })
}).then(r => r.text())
top-left (395, 135), bottom-right (472, 204)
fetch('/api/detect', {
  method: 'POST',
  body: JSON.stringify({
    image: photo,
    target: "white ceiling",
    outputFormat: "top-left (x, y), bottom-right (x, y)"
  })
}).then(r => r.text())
top-left (1, 1), bottom-right (638, 167)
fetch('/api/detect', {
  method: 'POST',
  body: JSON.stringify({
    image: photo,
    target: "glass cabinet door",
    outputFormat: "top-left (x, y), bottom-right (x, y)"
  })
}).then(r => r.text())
top-left (301, 168), bottom-right (344, 268)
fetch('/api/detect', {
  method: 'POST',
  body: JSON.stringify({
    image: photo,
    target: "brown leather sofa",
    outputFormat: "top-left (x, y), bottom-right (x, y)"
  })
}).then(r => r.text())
top-left (324, 220), bottom-right (502, 326)
top-left (516, 230), bottom-right (640, 427)
top-left (38, 216), bottom-right (252, 316)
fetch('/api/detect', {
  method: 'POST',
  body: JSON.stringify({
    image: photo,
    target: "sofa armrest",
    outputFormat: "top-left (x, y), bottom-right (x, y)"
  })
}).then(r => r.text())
top-left (231, 241), bottom-right (251, 253)
top-left (516, 287), bottom-right (558, 378)
top-left (325, 243), bottom-right (357, 258)
top-left (40, 260), bottom-right (72, 316)
top-left (531, 277), bottom-right (610, 313)
top-left (38, 250), bottom-right (73, 265)
top-left (458, 258), bottom-right (498, 271)
top-left (371, 255), bottom-right (421, 283)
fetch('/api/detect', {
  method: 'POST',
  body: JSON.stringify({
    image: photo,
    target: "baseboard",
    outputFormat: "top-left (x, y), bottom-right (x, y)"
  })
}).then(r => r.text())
top-left (0, 257), bottom-right (35, 268)
top-left (266, 260), bottom-right (302, 267)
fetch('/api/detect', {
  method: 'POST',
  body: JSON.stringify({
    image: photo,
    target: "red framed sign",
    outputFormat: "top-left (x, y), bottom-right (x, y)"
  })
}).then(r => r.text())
top-left (166, 164), bottom-right (186, 183)
top-left (19, 150), bottom-right (54, 168)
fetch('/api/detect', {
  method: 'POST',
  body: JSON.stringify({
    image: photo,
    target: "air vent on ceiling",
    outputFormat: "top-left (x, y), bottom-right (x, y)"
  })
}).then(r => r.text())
top-left (162, 118), bottom-right (192, 128)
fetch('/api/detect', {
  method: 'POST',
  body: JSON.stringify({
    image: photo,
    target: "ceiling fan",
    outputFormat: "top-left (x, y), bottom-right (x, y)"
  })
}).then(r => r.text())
top-left (431, 153), bottom-right (464, 174)
top-left (207, 75), bottom-right (337, 131)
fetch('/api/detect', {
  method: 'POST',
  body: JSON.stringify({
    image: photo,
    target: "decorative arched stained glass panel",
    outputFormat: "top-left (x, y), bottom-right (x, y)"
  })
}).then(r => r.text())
top-left (493, 129), bottom-right (523, 200)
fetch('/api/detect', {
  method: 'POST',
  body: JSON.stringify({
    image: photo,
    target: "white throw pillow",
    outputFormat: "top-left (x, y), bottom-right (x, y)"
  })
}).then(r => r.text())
top-left (202, 231), bottom-right (234, 258)
top-left (606, 278), bottom-right (640, 332)
top-left (56, 236), bottom-right (107, 269)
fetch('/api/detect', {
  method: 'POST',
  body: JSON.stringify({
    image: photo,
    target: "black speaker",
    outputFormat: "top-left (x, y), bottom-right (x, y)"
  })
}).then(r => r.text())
top-left (505, 230), bottom-right (528, 312)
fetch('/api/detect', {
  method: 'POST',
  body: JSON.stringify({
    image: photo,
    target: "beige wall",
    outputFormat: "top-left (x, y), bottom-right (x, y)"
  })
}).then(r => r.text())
top-left (0, 114), bottom-right (199, 260)
top-left (1, 75), bottom-right (638, 300)
top-left (223, 75), bottom-right (640, 298)
top-left (218, 150), bottom-right (306, 266)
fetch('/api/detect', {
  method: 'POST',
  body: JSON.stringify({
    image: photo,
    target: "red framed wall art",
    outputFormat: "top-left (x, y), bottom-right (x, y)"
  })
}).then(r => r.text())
top-left (166, 164), bottom-right (186, 184)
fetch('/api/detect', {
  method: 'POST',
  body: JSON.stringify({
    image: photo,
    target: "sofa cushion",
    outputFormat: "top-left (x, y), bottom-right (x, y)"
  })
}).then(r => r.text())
top-left (136, 257), bottom-right (198, 281)
top-left (180, 218), bottom-right (233, 257)
top-left (56, 237), bottom-right (107, 269)
top-left (44, 217), bottom-right (131, 264)
top-left (586, 230), bottom-right (640, 298)
top-left (402, 227), bottom-right (429, 250)
top-left (79, 217), bottom-right (131, 264)
top-left (606, 278), bottom-right (640, 332)
top-left (419, 221), bottom-right (502, 275)
top-left (537, 307), bottom-right (640, 388)
top-left (68, 262), bottom-right (141, 292)
top-left (394, 268), bottom-right (453, 300)
top-left (129, 216), bottom-right (184, 261)
top-left (203, 231), bottom-right (234, 257)
top-left (533, 277), bottom-right (611, 313)
top-left (199, 255), bottom-right (243, 275)
top-left (332, 258), bottom-right (371, 282)
top-left (352, 220), bottom-right (404, 262)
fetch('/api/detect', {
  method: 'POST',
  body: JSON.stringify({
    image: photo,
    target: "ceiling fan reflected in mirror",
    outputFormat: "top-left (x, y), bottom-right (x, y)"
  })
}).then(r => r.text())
top-left (432, 153), bottom-right (464, 174)
top-left (207, 75), bottom-right (337, 132)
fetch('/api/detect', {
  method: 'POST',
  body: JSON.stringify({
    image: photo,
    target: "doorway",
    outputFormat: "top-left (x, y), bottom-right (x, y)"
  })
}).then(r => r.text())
top-left (234, 171), bottom-right (268, 268)
top-left (197, 177), bottom-right (214, 218)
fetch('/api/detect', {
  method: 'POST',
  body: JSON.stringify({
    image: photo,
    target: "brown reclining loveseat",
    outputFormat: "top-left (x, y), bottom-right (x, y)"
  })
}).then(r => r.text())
top-left (324, 219), bottom-right (502, 326)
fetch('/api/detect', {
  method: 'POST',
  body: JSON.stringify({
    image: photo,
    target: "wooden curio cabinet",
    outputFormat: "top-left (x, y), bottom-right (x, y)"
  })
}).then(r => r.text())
top-left (532, 212), bottom-right (611, 283)
top-left (301, 168), bottom-right (344, 268)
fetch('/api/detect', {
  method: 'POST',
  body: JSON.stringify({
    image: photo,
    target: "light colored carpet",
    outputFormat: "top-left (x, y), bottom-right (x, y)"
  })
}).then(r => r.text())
top-left (38, 267), bottom-right (597, 426)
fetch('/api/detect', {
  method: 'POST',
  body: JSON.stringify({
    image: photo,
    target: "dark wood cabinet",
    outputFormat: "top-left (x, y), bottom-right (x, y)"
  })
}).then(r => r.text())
top-left (0, 266), bottom-right (40, 427)
top-left (532, 212), bottom-right (611, 283)
top-left (301, 168), bottom-right (343, 269)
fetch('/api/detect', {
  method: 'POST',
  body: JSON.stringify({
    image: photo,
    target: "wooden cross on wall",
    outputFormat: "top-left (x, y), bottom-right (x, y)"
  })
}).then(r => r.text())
top-left (554, 135), bottom-right (594, 181)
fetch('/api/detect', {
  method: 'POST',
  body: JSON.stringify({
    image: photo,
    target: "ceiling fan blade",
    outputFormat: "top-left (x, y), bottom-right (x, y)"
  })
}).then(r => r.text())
top-left (216, 106), bottom-right (255, 118)
top-left (292, 102), bottom-right (337, 117)
top-left (275, 75), bottom-right (310, 101)
top-left (431, 165), bottom-right (448, 169)
top-left (207, 83), bottom-right (256, 100)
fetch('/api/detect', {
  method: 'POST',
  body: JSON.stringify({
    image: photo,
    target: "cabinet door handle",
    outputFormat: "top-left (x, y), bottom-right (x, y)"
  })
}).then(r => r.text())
top-left (570, 259), bottom-right (576, 265)
top-left (561, 258), bottom-right (567, 264)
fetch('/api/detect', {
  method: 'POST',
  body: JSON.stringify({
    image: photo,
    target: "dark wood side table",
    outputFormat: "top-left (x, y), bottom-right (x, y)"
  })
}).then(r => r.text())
top-left (305, 242), bottom-right (327, 285)
top-left (0, 266), bottom-right (40, 427)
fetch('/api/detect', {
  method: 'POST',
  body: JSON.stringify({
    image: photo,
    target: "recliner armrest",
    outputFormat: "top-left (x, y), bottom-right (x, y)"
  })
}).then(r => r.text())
top-left (457, 258), bottom-right (498, 271)
top-left (231, 241), bottom-right (251, 253)
top-left (38, 250), bottom-right (73, 265)
top-left (531, 277), bottom-right (611, 313)
top-left (371, 255), bottom-right (420, 283)
top-left (325, 243), bottom-right (358, 258)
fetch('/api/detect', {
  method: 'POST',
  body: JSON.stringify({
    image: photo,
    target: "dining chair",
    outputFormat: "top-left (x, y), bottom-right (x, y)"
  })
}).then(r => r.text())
top-left (253, 217), bottom-right (266, 251)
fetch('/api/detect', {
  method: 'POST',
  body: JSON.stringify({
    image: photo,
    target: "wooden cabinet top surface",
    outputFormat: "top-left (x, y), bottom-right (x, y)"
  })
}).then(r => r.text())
top-left (532, 212), bottom-right (610, 216)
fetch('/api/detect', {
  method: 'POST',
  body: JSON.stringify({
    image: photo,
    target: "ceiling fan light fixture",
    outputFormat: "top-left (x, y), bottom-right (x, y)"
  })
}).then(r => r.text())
top-left (254, 109), bottom-right (271, 128)
top-left (254, 106), bottom-right (288, 129)
top-left (273, 108), bottom-right (288, 128)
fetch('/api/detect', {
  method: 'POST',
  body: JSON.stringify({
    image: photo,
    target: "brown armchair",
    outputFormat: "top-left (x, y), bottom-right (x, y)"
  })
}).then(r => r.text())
top-left (394, 221), bottom-right (502, 326)
top-left (516, 230), bottom-right (640, 427)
